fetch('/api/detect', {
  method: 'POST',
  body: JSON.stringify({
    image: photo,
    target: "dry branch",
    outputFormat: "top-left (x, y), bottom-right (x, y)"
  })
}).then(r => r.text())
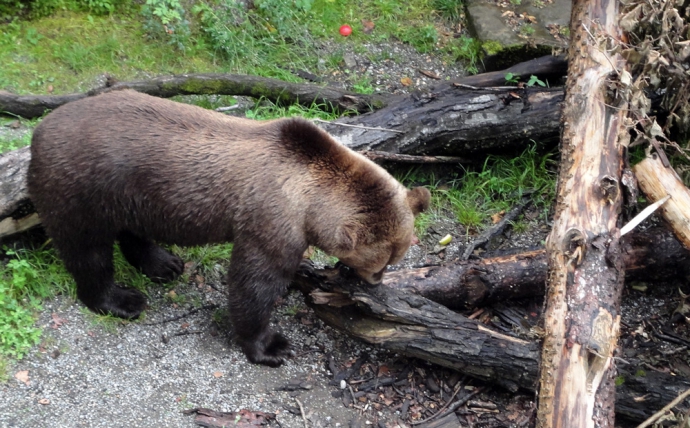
top-left (537, 0), bottom-right (631, 425)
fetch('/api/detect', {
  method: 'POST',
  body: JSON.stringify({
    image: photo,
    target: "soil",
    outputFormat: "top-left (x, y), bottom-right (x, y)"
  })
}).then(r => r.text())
top-left (2, 39), bottom-right (690, 428)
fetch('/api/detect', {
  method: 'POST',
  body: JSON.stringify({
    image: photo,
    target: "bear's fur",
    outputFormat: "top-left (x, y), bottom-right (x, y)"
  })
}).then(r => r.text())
top-left (28, 90), bottom-right (430, 367)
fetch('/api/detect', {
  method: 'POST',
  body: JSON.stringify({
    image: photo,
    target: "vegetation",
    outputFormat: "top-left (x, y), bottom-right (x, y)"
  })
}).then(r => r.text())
top-left (401, 145), bottom-right (557, 236)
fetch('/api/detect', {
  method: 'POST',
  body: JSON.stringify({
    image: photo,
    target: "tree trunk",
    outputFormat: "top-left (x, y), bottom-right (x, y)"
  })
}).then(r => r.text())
top-left (292, 262), bottom-right (690, 424)
top-left (536, 0), bottom-right (630, 425)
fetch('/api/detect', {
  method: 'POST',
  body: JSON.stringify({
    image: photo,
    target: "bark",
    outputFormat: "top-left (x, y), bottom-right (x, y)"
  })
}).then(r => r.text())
top-left (383, 227), bottom-right (690, 309)
top-left (292, 262), bottom-right (690, 424)
top-left (634, 153), bottom-right (690, 249)
top-left (0, 74), bottom-right (387, 118)
top-left (537, 0), bottom-right (630, 425)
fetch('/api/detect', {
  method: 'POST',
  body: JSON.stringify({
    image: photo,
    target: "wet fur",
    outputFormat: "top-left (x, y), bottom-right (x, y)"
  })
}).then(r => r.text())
top-left (28, 90), bottom-right (429, 367)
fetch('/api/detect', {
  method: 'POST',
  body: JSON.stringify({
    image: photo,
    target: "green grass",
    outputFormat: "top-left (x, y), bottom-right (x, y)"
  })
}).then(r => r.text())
top-left (0, 0), bottom-right (479, 97)
top-left (0, 245), bottom-right (72, 359)
top-left (399, 146), bottom-right (557, 237)
top-left (0, 12), bottom-right (218, 95)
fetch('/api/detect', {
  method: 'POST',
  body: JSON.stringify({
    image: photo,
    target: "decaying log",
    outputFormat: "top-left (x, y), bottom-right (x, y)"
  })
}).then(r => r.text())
top-left (0, 74), bottom-right (387, 118)
top-left (295, 262), bottom-right (541, 392)
top-left (292, 263), bottom-right (690, 424)
top-left (383, 227), bottom-right (690, 309)
top-left (0, 146), bottom-right (35, 239)
top-left (537, 0), bottom-right (631, 424)
top-left (182, 408), bottom-right (276, 428)
top-left (634, 153), bottom-right (690, 249)
top-left (319, 86), bottom-right (563, 156)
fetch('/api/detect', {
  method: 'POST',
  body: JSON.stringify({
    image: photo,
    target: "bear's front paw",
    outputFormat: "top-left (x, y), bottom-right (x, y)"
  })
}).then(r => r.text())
top-left (92, 285), bottom-right (147, 319)
top-left (242, 332), bottom-right (294, 367)
top-left (141, 248), bottom-right (184, 283)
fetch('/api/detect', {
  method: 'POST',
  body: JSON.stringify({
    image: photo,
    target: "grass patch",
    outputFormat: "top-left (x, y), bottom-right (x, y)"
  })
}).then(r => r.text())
top-left (1, 0), bottom-right (480, 95)
top-left (0, 245), bottom-right (72, 359)
top-left (0, 117), bottom-right (41, 153)
top-left (399, 146), bottom-right (557, 237)
top-left (245, 98), bottom-right (342, 121)
top-left (171, 243), bottom-right (234, 279)
top-left (0, 11), bottom-right (218, 95)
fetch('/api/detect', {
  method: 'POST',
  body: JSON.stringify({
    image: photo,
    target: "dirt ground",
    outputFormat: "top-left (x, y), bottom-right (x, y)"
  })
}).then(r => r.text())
top-left (2, 40), bottom-right (690, 428)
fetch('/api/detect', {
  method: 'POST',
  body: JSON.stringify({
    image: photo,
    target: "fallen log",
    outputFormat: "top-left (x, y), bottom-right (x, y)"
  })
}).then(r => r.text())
top-left (452, 55), bottom-right (568, 88)
top-left (319, 85), bottom-right (563, 156)
top-left (0, 73), bottom-right (388, 118)
top-left (292, 262), bottom-right (690, 424)
top-left (383, 227), bottom-right (690, 309)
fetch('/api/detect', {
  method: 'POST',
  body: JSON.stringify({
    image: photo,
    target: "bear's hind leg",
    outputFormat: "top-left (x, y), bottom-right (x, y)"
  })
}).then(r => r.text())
top-left (117, 231), bottom-right (184, 283)
top-left (60, 240), bottom-right (147, 319)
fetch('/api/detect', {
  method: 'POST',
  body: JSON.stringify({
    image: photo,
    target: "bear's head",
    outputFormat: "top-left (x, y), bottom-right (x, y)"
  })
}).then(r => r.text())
top-left (333, 186), bottom-right (431, 284)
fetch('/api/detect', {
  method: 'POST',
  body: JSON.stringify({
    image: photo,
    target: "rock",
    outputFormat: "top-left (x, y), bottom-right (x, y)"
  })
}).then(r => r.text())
top-left (465, 0), bottom-right (570, 71)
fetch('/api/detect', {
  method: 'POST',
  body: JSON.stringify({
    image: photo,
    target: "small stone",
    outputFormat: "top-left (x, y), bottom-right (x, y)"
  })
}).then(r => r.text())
top-left (340, 379), bottom-right (347, 389)
top-left (343, 53), bottom-right (357, 69)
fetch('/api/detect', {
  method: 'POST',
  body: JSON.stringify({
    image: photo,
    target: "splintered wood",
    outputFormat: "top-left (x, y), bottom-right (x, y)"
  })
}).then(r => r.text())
top-left (634, 154), bottom-right (690, 249)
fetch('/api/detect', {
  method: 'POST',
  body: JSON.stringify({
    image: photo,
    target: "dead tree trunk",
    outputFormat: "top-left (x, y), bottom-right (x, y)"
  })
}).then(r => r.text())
top-left (537, 0), bottom-right (630, 426)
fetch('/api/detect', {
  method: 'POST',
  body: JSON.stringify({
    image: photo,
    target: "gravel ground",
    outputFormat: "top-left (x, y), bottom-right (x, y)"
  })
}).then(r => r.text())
top-left (0, 287), bottom-right (383, 428)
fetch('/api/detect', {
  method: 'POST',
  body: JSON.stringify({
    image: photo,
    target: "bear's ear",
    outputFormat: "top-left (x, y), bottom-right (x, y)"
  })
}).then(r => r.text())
top-left (407, 187), bottom-right (431, 215)
top-left (334, 222), bottom-right (358, 253)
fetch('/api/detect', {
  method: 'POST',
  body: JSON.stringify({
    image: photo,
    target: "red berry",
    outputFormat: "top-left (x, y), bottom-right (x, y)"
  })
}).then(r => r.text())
top-left (339, 24), bottom-right (352, 37)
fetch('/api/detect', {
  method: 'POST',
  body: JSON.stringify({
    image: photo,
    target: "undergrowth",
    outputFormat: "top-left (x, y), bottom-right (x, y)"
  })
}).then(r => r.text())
top-left (400, 145), bottom-right (557, 237)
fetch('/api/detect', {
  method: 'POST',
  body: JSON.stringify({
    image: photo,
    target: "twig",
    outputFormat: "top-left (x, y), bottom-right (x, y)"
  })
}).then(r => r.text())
top-left (214, 105), bottom-right (240, 112)
top-left (347, 384), bottom-right (357, 407)
top-left (462, 196), bottom-right (532, 260)
top-left (411, 382), bottom-right (462, 425)
top-left (411, 386), bottom-right (484, 425)
top-left (144, 304), bottom-right (219, 325)
top-left (636, 387), bottom-right (690, 428)
top-left (295, 398), bottom-right (309, 428)
top-left (311, 118), bottom-right (405, 134)
top-left (620, 195), bottom-right (671, 236)
top-left (171, 330), bottom-right (204, 337)
top-left (360, 150), bottom-right (468, 164)
top-left (452, 83), bottom-right (522, 91)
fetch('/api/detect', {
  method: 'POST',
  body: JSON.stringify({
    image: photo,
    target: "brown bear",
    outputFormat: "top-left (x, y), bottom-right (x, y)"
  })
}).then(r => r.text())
top-left (28, 89), bottom-right (430, 367)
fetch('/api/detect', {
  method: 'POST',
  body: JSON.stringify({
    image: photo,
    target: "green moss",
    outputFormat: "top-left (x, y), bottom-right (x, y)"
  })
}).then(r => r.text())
top-left (481, 40), bottom-right (503, 56)
top-left (176, 78), bottom-right (229, 95)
